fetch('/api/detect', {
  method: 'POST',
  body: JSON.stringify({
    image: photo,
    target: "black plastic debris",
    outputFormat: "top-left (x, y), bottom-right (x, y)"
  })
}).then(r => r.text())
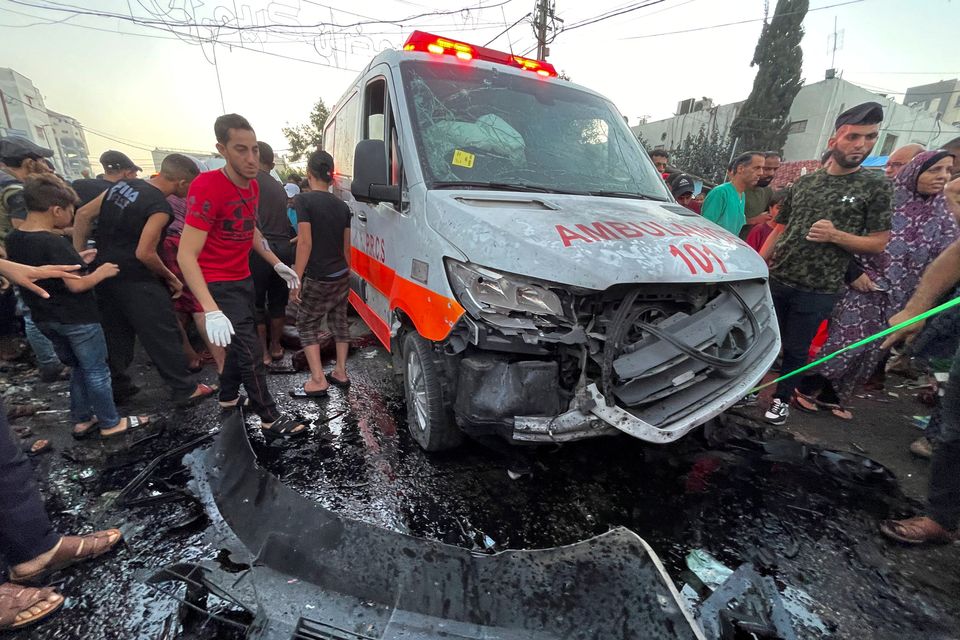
top-left (698, 565), bottom-right (797, 640)
top-left (154, 413), bottom-right (706, 640)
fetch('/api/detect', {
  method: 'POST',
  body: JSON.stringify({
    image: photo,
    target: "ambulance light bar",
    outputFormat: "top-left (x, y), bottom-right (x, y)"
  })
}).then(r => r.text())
top-left (403, 31), bottom-right (558, 78)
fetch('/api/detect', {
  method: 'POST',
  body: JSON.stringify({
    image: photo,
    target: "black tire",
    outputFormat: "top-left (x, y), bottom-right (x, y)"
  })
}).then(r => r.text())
top-left (402, 332), bottom-right (463, 451)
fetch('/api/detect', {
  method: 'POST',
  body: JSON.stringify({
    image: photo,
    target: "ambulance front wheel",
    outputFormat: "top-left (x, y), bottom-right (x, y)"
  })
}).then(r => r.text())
top-left (403, 332), bottom-right (463, 452)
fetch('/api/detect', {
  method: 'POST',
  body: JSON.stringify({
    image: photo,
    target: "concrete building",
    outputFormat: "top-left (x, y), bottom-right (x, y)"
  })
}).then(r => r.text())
top-left (47, 110), bottom-right (91, 179)
top-left (633, 75), bottom-right (960, 162)
top-left (151, 148), bottom-right (223, 173)
top-left (0, 67), bottom-right (93, 180)
top-left (904, 78), bottom-right (960, 128)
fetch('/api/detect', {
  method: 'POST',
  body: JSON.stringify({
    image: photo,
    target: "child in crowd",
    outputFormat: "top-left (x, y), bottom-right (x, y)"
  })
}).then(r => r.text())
top-left (5, 175), bottom-right (150, 439)
top-left (746, 191), bottom-right (784, 253)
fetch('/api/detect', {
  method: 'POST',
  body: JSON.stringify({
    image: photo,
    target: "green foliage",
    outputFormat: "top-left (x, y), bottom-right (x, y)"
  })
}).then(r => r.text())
top-left (729, 0), bottom-right (808, 153)
top-left (671, 120), bottom-right (734, 184)
top-left (635, 129), bottom-right (651, 152)
top-left (282, 99), bottom-right (330, 162)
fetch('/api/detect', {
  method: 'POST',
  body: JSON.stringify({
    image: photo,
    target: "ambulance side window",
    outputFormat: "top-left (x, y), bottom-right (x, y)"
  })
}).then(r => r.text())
top-left (363, 77), bottom-right (402, 187)
top-left (322, 118), bottom-right (335, 156)
top-left (332, 93), bottom-right (359, 178)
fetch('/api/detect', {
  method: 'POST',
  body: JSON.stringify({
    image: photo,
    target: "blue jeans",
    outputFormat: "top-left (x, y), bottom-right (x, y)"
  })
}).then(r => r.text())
top-left (38, 322), bottom-right (120, 429)
top-left (16, 295), bottom-right (60, 372)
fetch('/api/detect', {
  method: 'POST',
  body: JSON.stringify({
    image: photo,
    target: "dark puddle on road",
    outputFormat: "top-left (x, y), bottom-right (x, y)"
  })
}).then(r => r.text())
top-left (11, 359), bottom-right (960, 640)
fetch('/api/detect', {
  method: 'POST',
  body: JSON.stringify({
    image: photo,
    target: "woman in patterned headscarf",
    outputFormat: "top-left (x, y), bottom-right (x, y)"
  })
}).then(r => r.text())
top-left (794, 150), bottom-right (958, 419)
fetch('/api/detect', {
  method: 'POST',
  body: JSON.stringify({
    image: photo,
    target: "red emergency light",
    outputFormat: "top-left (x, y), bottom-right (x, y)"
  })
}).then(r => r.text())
top-left (403, 31), bottom-right (558, 78)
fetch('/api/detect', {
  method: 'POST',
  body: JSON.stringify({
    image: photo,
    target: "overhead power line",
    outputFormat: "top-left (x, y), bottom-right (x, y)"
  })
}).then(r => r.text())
top-left (8, 0), bottom-right (514, 33)
top-left (483, 11), bottom-right (531, 47)
top-left (620, 0), bottom-right (869, 40)
top-left (563, 0), bottom-right (671, 32)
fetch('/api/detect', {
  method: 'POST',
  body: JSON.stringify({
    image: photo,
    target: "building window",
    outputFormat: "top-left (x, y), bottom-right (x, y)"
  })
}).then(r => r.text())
top-left (955, 94), bottom-right (960, 108)
top-left (788, 120), bottom-right (807, 134)
top-left (35, 126), bottom-right (45, 140)
top-left (879, 133), bottom-right (898, 156)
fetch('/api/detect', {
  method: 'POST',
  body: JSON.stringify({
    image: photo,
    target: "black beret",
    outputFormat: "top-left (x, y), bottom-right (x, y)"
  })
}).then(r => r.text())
top-left (0, 135), bottom-right (54, 161)
top-left (834, 101), bottom-right (883, 130)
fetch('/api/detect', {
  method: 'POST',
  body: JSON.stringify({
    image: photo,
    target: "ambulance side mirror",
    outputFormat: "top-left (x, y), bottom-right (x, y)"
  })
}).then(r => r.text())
top-left (351, 140), bottom-right (400, 206)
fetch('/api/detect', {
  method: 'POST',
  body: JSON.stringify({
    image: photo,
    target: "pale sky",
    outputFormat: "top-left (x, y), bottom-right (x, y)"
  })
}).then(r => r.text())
top-left (1, 0), bottom-right (957, 172)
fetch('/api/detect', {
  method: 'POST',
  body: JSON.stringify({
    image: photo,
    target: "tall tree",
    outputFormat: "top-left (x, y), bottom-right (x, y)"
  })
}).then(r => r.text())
top-left (729, 0), bottom-right (808, 153)
top-left (282, 99), bottom-right (330, 161)
top-left (672, 122), bottom-right (733, 184)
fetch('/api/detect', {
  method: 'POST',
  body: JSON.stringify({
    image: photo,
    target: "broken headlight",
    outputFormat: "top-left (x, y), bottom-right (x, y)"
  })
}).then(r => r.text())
top-left (445, 259), bottom-right (564, 319)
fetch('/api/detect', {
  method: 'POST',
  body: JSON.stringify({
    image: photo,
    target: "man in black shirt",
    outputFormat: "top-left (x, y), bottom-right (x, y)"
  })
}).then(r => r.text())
top-left (291, 150), bottom-right (352, 397)
top-left (71, 150), bottom-right (140, 209)
top-left (73, 153), bottom-right (215, 406)
top-left (251, 142), bottom-right (294, 364)
top-left (6, 174), bottom-right (151, 439)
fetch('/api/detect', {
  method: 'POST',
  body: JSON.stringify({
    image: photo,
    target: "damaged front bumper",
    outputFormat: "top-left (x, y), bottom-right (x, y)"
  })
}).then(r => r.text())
top-left (160, 414), bottom-right (706, 640)
top-left (486, 281), bottom-right (780, 444)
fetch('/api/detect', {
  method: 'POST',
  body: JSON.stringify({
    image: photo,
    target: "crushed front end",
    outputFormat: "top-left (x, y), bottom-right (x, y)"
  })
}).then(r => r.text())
top-left (443, 261), bottom-right (780, 444)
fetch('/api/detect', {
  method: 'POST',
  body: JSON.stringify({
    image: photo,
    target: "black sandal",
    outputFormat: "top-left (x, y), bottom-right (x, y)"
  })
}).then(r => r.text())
top-left (100, 416), bottom-right (153, 440)
top-left (72, 419), bottom-right (99, 441)
top-left (326, 372), bottom-right (351, 388)
top-left (261, 414), bottom-right (309, 442)
top-left (289, 385), bottom-right (328, 399)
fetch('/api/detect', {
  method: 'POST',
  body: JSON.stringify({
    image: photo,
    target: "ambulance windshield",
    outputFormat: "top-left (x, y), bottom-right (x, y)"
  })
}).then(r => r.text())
top-left (400, 61), bottom-right (670, 200)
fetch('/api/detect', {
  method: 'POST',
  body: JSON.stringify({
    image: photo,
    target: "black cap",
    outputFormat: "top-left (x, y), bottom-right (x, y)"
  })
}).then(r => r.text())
top-left (0, 135), bottom-right (54, 162)
top-left (834, 101), bottom-right (884, 130)
top-left (99, 150), bottom-right (141, 172)
top-left (670, 173), bottom-right (695, 196)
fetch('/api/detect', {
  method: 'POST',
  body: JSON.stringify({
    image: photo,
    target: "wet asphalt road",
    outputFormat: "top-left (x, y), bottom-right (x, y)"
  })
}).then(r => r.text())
top-left (3, 328), bottom-right (960, 640)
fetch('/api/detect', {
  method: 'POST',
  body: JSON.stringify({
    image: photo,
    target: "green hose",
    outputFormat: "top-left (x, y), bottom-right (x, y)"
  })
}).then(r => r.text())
top-left (750, 295), bottom-right (960, 393)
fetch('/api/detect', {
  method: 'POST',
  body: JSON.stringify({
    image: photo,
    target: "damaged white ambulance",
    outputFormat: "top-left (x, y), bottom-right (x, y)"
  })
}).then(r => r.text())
top-left (323, 31), bottom-right (780, 451)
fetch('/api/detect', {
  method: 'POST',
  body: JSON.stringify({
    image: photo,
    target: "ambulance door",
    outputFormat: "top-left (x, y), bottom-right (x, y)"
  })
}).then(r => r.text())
top-left (349, 72), bottom-right (408, 350)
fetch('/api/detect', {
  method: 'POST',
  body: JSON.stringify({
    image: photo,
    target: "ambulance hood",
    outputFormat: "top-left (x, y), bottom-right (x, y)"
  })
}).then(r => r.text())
top-left (426, 191), bottom-right (768, 290)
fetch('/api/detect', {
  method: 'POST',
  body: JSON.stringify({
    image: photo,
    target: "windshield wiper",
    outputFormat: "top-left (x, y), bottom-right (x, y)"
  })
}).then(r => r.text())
top-left (432, 181), bottom-right (590, 195)
top-left (588, 190), bottom-right (668, 202)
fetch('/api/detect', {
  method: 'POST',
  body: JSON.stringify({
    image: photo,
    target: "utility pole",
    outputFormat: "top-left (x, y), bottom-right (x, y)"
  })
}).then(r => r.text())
top-left (533, 0), bottom-right (557, 60)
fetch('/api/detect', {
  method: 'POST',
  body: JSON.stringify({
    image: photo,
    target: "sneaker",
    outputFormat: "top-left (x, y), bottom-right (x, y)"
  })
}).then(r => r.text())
top-left (764, 398), bottom-right (790, 425)
top-left (733, 392), bottom-right (759, 409)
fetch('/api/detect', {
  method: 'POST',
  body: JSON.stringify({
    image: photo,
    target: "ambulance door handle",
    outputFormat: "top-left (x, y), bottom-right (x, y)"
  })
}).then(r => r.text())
top-left (356, 211), bottom-right (368, 222)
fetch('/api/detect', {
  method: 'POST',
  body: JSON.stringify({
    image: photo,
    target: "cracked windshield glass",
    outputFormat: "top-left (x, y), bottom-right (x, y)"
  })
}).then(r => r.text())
top-left (400, 61), bottom-right (670, 200)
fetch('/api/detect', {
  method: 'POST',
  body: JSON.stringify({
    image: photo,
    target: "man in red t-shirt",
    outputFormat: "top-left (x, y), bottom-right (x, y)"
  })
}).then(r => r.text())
top-left (178, 114), bottom-right (308, 440)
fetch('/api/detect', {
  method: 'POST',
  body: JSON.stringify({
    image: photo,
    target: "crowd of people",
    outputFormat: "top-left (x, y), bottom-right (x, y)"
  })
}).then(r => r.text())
top-left (1, 97), bottom-right (960, 629)
top-left (0, 113), bottom-right (354, 629)
top-left (658, 101), bottom-right (960, 546)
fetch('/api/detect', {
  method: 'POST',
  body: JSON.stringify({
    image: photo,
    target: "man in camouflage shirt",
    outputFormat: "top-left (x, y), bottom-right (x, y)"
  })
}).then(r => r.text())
top-left (759, 102), bottom-right (893, 425)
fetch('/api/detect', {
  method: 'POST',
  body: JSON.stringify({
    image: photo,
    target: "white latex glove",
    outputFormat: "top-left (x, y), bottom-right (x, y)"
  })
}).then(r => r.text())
top-left (274, 262), bottom-right (301, 290)
top-left (205, 310), bottom-right (235, 347)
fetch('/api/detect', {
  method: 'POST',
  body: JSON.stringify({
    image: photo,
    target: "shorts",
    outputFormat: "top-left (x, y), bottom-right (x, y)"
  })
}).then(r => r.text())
top-left (296, 276), bottom-right (350, 345)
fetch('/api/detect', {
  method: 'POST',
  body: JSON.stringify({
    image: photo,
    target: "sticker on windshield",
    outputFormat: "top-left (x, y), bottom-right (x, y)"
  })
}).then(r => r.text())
top-left (451, 149), bottom-right (475, 169)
